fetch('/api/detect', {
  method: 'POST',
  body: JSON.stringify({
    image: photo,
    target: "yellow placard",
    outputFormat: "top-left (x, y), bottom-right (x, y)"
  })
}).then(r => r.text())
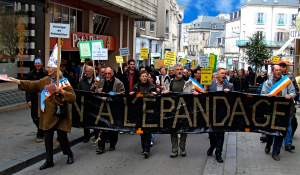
top-left (180, 58), bottom-right (187, 65)
top-left (164, 51), bottom-right (176, 66)
top-left (81, 59), bottom-right (85, 63)
top-left (116, 56), bottom-right (123, 63)
top-left (209, 54), bottom-right (216, 69)
top-left (200, 68), bottom-right (213, 85)
top-left (273, 56), bottom-right (279, 64)
top-left (191, 60), bottom-right (195, 65)
top-left (140, 48), bottom-right (149, 59)
top-left (191, 65), bottom-right (195, 69)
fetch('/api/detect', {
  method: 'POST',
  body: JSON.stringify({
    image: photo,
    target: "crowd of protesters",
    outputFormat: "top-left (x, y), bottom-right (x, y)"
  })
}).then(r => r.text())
top-left (22, 57), bottom-right (300, 170)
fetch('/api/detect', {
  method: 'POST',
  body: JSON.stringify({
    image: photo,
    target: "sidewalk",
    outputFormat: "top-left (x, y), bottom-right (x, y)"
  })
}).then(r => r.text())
top-left (204, 112), bottom-right (300, 175)
top-left (0, 107), bottom-right (85, 175)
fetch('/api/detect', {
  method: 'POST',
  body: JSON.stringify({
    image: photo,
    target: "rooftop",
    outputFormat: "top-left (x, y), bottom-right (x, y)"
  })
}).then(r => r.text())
top-left (189, 16), bottom-right (227, 30)
top-left (246, 0), bottom-right (298, 7)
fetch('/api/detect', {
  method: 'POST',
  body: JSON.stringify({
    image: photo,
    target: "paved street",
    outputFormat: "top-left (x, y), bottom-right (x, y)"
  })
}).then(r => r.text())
top-left (1, 108), bottom-right (300, 175)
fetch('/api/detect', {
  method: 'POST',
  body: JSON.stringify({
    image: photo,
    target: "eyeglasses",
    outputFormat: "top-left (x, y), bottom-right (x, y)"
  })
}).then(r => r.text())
top-left (104, 73), bottom-right (111, 75)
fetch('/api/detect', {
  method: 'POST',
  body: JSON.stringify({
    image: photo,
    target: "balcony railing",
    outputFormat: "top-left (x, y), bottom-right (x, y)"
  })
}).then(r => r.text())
top-left (236, 40), bottom-right (286, 47)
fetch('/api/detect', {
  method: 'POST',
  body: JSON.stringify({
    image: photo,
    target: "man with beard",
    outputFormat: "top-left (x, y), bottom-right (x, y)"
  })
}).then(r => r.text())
top-left (206, 68), bottom-right (233, 163)
top-left (26, 58), bottom-right (48, 142)
top-left (163, 64), bottom-right (198, 158)
top-left (94, 67), bottom-right (125, 153)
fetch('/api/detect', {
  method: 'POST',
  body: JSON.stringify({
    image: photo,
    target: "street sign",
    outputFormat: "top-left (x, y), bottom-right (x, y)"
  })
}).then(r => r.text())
top-left (49, 23), bottom-right (70, 38)
top-left (201, 68), bottom-right (213, 85)
top-left (199, 54), bottom-right (209, 67)
top-left (140, 48), bottom-right (148, 59)
top-left (290, 29), bottom-right (300, 39)
top-left (227, 57), bottom-right (233, 66)
top-left (234, 60), bottom-right (238, 64)
top-left (119, 47), bottom-right (130, 56)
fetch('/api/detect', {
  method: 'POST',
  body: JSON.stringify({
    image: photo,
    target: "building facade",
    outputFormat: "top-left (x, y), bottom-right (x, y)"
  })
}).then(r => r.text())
top-left (225, 0), bottom-right (298, 70)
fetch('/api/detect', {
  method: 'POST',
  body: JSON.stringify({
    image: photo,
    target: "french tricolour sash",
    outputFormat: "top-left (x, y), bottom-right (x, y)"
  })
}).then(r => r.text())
top-left (40, 78), bottom-right (71, 112)
top-left (268, 75), bottom-right (291, 96)
top-left (189, 77), bottom-right (204, 92)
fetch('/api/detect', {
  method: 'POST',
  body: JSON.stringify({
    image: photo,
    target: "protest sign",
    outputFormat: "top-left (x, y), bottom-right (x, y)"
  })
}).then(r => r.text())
top-left (164, 51), bottom-right (176, 66)
top-left (49, 23), bottom-right (70, 38)
top-left (199, 54), bottom-right (209, 67)
top-left (119, 47), bottom-right (130, 56)
top-left (78, 41), bottom-right (92, 59)
top-left (91, 40), bottom-right (106, 60)
top-left (140, 48), bottom-right (149, 59)
top-left (154, 59), bottom-right (168, 69)
top-left (180, 58), bottom-right (187, 65)
top-left (72, 91), bottom-right (290, 136)
top-left (273, 56), bottom-right (279, 64)
top-left (116, 56), bottom-right (123, 63)
top-left (200, 68), bottom-right (213, 85)
top-left (209, 54), bottom-right (217, 71)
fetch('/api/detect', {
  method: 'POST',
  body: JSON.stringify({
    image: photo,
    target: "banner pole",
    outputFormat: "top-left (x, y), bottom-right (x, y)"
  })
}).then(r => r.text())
top-left (92, 59), bottom-right (96, 79)
top-left (56, 38), bottom-right (61, 87)
top-left (120, 63), bottom-right (123, 74)
top-left (81, 64), bottom-right (85, 79)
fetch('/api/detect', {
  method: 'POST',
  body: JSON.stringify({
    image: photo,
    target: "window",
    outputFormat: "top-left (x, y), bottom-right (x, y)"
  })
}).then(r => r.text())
top-left (196, 45), bottom-right (198, 52)
top-left (257, 31), bottom-right (263, 39)
top-left (211, 24), bottom-right (216, 28)
top-left (140, 21), bottom-right (145, 29)
top-left (278, 14), bottom-right (284, 25)
top-left (49, 3), bottom-right (83, 32)
top-left (150, 22), bottom-right (154, 32)
top-left (257, 13), bottom-right (264, 24)
top-left (218, 38), bottom-right (222, 44)
top-left (196, 34), bottom-right (198, 40)
top-left (93, 14), bottom-right (109, 35)
top-left (292, 14), bottom-right (296, 25)
top-left (165, 10), bottom-right (169, 33)
top-left (277, 32), bottom-right (284, 41)
top-left (202, 33), bottom-right (206, 41)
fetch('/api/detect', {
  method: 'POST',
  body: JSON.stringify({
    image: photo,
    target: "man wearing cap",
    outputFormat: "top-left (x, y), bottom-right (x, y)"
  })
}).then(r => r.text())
top-left (60, 59), bottom-right (77, 89)
top-left (26, 58), bottom-right (48, 142)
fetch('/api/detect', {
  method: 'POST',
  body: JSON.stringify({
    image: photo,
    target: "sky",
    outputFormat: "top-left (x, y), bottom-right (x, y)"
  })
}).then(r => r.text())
top-left (177, 0), bottom-right (248, 23)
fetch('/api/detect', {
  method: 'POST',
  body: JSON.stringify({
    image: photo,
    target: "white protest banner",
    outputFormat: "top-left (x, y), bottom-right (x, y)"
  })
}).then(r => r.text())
top-left (91, 40), bottom-right (107, 60)
top-left (199, 54), bottom-right (209, 67)
top-left (119, 47), bottom-right (130, 56)
top-left (93, 48), bottom-right (108, 60)
top-left (49, 23), bottom-right (70, 38)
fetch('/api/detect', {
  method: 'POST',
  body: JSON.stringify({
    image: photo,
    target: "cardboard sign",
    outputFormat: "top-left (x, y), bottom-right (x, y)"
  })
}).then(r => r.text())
top-left (164, 51), bottom-right (176, 66)
top-left (273, 56), bottom-right (279, 64)
top-left (154, 59), bottom-right (168, 69)
top-left (91, 40), bottom-right (106, 60)
top-left (119, 47), bottom-right (130, 56)
top-left (78, 41), bottom-right (91, 59)
top-left (199, 54), bottom-right (209, 67)
top-left (209, 54), bottom-right (217, 71)
top-left (200, 68), bottom-right (213, 85)
top-left (140, 48), bottom-right (149, 59)
top-left (49, 23), bottom-right (70, 38)
top-left (116, 56), bottom-right (123, 63)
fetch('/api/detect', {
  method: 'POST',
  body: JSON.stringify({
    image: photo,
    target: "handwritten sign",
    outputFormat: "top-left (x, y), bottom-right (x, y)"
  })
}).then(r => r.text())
top-left (154, 59), bottom-right (168, 69)
top-left (199, 54), bottom-right (209, 67)
top-left (201, 68), bottom-right (213, 85)
top-left (164, 51), bottom-right (176, 66)
top-left (140, 48), bottom-right (149, 59)
top-left (273, 56), bottom-right (279, 64)
top-left (78, 41), bottom-right (91, 59)
top-left (119, 47), bottom-right (130, 56)
top-left (49, 23), bottom-right (70, 38)
top-left (116, 56), bottom-right (123, 63)
top-left (180, 58), bottom-right (187, 65)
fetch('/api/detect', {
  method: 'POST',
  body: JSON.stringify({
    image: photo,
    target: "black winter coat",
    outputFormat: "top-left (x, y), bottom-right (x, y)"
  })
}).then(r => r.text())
top-left (120, 69), bottom-right (140, 94)
top-left (233, 76), bottom-right (249, 92)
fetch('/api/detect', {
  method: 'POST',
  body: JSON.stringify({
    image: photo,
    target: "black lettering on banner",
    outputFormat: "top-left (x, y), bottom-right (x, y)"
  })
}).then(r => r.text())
top-left (72, 91), bottom-right (291, 135)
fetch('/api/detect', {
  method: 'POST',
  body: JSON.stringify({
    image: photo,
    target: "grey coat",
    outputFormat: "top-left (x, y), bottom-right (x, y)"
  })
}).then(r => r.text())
top-left (206, 79), bottom-right (234, 92)
top-left (95, 77), bottom-right (125, 94)
top-left (163, 78), bottom-right (195, 93)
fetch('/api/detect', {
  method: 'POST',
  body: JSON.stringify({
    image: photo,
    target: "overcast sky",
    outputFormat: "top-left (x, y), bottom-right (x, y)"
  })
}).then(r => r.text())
top-left (177, 0), bottom-right (248, 23)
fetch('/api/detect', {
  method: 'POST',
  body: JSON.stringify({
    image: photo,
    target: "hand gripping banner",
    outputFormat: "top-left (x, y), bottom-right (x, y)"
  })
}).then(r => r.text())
top-left (71, 90), bottom-right (291, 136)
